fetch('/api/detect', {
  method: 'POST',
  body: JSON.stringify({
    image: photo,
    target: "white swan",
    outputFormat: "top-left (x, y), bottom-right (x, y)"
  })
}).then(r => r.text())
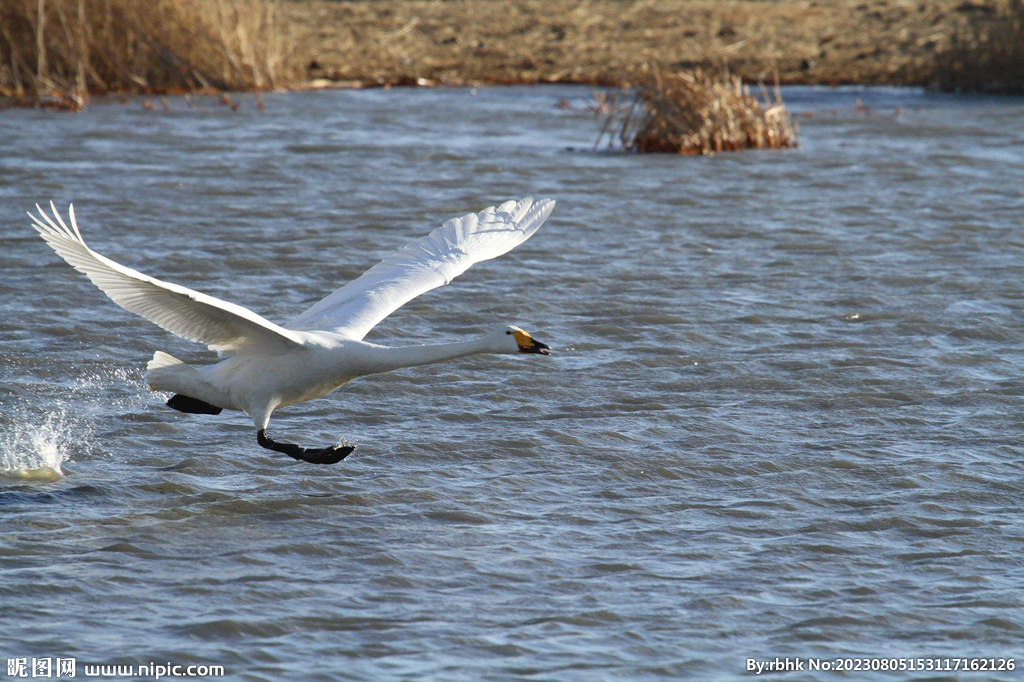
top-left (28, 198), bottom-right (555, 464)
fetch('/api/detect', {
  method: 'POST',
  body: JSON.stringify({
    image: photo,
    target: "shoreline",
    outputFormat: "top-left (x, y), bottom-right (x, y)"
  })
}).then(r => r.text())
top-left (0, 77), bottom-right (956, 115)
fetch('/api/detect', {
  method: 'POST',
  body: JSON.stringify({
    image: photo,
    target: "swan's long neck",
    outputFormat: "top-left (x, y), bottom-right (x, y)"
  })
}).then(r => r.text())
top-left (358, 336), bottom-right (493, 376)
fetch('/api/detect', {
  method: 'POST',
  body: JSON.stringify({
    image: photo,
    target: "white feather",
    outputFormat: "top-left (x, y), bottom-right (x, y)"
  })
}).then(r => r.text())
top-left (286, 197), bottom-right (555, 339)
top-left (28, 203), bottom-right (304, 353)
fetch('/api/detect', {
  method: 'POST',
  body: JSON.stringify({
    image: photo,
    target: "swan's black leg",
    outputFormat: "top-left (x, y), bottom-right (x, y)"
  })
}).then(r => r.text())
top-left (256, 430), bottom-right (354, 465)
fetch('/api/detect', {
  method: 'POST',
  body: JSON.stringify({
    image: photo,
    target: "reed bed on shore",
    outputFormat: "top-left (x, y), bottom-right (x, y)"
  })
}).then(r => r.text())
top-left (599, 68), bottom-right (797, 155)
top-left (934, 0), bottom-right (1024, 94)
top-left (0, 0), bottom-right (296, 108)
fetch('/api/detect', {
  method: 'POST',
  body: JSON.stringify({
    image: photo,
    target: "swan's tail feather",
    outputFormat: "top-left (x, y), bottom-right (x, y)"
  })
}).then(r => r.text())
top-left (146, 351), bottom-right (225, 415)
top-left (147, 351), bottom-right (186, 374)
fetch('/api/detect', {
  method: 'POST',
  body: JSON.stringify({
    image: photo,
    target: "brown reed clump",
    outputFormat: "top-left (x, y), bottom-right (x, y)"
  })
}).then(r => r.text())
top-left (934, 0), bottom-right (1024, 95)
top-left (0, 0), bottom-right (297, 109)
top-left (600, 68), bottom-right (798, 155)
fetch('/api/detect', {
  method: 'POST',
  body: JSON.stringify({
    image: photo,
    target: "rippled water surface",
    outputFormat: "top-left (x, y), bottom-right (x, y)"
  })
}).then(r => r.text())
top-left (2, 86), bottom-right (1024, 679)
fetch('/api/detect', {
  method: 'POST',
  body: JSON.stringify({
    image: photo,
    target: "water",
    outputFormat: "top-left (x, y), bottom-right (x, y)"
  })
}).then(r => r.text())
top-left (2, 85), bottom-right (1024, 679)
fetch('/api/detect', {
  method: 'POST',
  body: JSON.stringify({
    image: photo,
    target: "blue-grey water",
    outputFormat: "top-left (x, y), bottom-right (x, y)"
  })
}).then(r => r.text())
top-left (2, 85), bottom-right (1024, 680)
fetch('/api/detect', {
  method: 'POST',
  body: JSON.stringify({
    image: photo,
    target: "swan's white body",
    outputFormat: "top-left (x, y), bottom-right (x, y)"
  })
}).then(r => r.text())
top-left (146, 330), bottom-right (527, 428)
top-left (29, 198), bottom-right (554, 448)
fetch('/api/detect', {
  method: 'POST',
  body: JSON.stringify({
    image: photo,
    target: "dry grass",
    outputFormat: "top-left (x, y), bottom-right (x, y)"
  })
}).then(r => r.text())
top-left (600, 68), bottom-right (798, 156)
top-left (0, 0), bottom-right (1005, 109)
top-left (0, 0), bottom-right (297, 108)
top-left (934, 0), bottom-right (1024, 94)
top-left (288, 0), bottom-right (977, 90)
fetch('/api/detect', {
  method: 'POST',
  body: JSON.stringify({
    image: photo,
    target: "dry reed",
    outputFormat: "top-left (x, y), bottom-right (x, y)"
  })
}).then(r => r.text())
top-left (934, 0), bottom-right (1024, 94)
top-left (0, 0), bottom-right (297, 109)
top-left (599, 68), bottom-right (798, 155)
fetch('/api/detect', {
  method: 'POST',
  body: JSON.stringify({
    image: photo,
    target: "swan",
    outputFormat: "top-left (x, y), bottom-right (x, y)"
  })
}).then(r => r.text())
top-left (28, 198), bottom-right (555, 464)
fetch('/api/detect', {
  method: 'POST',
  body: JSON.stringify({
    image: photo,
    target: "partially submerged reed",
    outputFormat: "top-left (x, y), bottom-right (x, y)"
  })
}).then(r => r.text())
top-left (934, 0), bottom-right (1024, 94)
top-left (0, 0), bottom-right (296, 109)
top-left (600, 68), bottom-right (798, 155)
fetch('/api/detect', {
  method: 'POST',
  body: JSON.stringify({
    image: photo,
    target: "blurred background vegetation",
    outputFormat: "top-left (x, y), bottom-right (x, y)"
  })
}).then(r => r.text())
top-left (1, 0), bottom-right (1021, 109)
top-left (0, 0), bottom-right (294, 108)
top-left (935, 0), bottom-right (1024, 93)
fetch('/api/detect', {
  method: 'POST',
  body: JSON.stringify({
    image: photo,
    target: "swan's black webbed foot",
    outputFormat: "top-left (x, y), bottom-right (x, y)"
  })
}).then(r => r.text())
top-left (257, 430), bottom-right (355, 465)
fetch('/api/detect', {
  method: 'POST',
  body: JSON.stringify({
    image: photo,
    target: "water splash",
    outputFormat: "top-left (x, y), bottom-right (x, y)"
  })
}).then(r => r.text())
top-left (0, 364), bottom-right (148, 481)
top-left (0, 409), bottom-right (81, 481)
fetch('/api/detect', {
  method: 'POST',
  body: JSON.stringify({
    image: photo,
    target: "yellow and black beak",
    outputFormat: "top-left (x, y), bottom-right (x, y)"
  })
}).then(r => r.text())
top-left (511, 330), bottom-right (551, 355)
top-left (521, 339), bottom-right (551, 355)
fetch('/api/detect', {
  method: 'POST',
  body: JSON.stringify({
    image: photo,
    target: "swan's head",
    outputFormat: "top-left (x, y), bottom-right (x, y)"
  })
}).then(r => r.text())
top-left (493, 325), bottom-right (551, 355)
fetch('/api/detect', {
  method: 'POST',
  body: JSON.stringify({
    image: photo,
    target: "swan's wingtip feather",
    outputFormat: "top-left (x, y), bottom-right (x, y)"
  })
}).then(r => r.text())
top-left (34, 202), bottom-right (62, 236)
top-left (68, 203), bottom-right (84, 241)
top-left (50, 200), bottom-right (73, 238)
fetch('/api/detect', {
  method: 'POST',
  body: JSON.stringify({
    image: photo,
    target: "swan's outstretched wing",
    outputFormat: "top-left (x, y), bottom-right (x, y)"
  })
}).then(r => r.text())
top-left (29, 203), bottom-right (304, 353)
top-left (286, 197), bottom-right (555, 340)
